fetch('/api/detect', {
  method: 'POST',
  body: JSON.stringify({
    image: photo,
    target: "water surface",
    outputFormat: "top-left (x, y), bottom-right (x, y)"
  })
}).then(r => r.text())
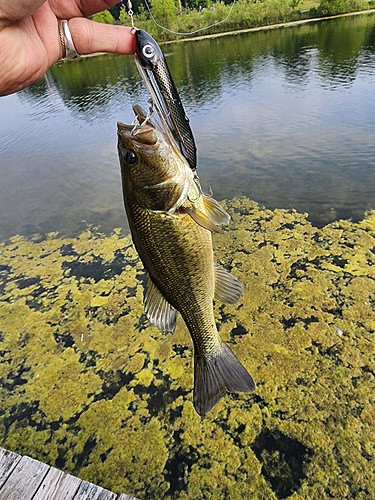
top-left (0, 12), bottom-right (375, 240)
top-left (1, 14), bottom-right (375, 500)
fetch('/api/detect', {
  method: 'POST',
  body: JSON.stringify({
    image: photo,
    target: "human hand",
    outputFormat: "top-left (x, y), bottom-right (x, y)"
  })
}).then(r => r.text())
top-left (0, 0), bottom-right (136, 96)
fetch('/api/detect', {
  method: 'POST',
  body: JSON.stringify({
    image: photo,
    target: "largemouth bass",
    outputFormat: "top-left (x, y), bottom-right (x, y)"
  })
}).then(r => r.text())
top-left (117, 108), bottom-right (254, 415)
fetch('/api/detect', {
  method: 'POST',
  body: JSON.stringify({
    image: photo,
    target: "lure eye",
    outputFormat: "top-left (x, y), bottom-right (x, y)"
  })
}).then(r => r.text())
top-left (142, 43), bottom-right (155, 59)
top-left (123, 150), bottom-right (137, 165)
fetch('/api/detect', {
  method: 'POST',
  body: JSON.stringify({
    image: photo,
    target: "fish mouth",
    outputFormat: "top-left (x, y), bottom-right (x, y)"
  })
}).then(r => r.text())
top-left (117, 121), bottom-right (158, 147)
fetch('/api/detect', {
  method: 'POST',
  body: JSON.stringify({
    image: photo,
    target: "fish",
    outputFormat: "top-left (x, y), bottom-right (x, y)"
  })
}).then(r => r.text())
top-left (134, 29), bottom-right (197, 171)
top-left (117, 106), bottom-right (255, 415)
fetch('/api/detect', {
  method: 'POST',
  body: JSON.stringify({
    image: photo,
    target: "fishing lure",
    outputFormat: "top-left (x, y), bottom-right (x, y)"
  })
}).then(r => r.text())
top-left (133, 28), bottom-right (197, 171)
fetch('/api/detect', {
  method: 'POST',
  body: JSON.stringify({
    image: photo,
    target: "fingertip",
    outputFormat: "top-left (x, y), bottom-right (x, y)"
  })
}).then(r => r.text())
top-left (69, 19), bottom-right (136, 56)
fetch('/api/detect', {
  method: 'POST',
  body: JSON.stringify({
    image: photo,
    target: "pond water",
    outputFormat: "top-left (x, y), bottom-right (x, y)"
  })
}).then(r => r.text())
top-left (1, 12), bottom-right (375, 241)
top-left (1, 13), bottom-right (375, 500)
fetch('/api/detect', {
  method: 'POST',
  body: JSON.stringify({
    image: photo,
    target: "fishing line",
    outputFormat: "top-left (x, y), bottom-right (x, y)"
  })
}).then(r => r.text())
top-left (127, 0), bottom-right (237, 36)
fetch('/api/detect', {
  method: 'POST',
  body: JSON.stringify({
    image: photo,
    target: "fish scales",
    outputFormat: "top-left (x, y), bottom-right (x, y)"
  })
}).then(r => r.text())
top-left (126, 197), bottom-right (222, 356)
top-left (118, 109), bottom-right (254, 415)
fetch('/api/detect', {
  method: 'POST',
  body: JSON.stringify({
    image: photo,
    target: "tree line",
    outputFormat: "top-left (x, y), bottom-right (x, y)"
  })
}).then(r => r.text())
top-left (91, 0), bottom-right (375, 41)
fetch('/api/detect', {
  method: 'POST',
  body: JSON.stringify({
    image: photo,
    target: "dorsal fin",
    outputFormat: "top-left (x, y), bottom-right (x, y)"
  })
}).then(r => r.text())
top-left (144, 274), bottom-right (177, 332)
top-left (214, 265), bottom-right (243, 305)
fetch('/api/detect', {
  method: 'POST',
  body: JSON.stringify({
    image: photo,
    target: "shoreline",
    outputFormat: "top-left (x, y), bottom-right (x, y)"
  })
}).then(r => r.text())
top-left (60, 9), bottom-right (375, 58)
top-left (160, 8), bottom-right (375, 44)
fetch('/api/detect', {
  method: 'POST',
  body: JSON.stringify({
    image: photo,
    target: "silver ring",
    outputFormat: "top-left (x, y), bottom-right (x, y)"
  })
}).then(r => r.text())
top-left (59, 20), bottom-right (80, 60)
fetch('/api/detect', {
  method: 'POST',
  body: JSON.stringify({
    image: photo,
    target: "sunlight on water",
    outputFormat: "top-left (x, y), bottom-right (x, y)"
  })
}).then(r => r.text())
top-left (0, 13), bottom-right (375, 240)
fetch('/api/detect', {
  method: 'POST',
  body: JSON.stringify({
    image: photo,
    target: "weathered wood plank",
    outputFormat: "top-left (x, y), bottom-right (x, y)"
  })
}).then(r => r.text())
top-left (32, 466), bottom-right (81, 500)
top-left (0, 448), bottom-right (141, 500)
top-left (0, 455), bottom-right (49, 500)
top-left (0, 448), bottom-right (21, 488)
top-left (116, 493), bottom-right (141, 500)
top-left (74, 480), bottom-right (116, 500)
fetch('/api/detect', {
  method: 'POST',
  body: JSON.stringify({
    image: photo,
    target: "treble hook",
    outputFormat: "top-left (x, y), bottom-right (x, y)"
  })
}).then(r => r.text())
top-left (130, 100), bottom-right (155, 135)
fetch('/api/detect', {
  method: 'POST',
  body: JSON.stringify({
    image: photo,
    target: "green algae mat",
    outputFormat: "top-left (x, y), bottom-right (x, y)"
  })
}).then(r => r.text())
top-left (0, 197), bottom-right (374, 500)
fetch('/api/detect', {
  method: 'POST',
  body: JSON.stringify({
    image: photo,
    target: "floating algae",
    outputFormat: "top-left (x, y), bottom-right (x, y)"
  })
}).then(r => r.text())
top-left (0, 197), bottom-right (374, 499)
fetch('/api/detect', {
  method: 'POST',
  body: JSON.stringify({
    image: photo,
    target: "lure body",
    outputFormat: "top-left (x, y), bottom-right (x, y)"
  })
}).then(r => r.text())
top-left (134, 29), bottom-right (197, 171)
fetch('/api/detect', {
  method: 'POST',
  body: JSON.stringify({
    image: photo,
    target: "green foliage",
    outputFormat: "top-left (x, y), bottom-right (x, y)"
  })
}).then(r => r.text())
top-left (108, 2), bottom-right (124, 20)
top-left (90, 0), bottom-right (375, 41)
top-left (131, 0), bottom-right (299, 41)
top-left (150, 0), bottom-right (178, 20)
top-left (314, 0), bottom-right (374, 14)
top-left (194, 0), bottom-right (213, 9)
top-left (290, 0), bottom-right (302, 9)
top-left (91, 10), bottom-right (116, 24)
top-left (316, 0), bottom-right (349, 15)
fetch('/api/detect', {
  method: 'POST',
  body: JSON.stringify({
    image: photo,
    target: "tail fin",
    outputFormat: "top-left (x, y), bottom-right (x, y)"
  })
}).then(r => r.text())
top-left (193, 343), bottom-right (255, 416)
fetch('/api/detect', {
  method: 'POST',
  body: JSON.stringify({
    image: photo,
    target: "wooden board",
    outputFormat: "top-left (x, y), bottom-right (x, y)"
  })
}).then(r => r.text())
top-left (0, 455), bottom-right (49, 500)
top-left (117, 494), bottom-right (141, 500)
top-left (32, 466), bottom-right (81, 500)
top-left (0, 448), bottom-right (141, 500)
top-left (74, 480), bottom-right (116, 500)
top-left (0, 448), bottom-right (21, 488)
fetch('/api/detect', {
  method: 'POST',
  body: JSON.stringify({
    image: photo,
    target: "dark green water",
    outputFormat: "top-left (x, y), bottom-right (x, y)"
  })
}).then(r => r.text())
top-left (1, 12), bottom-right (375, 240)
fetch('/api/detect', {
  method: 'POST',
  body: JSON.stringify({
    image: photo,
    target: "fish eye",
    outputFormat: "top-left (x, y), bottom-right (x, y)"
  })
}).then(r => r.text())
top-left (123, 150), bottom-right (137, 165)
top-left (142, 44), bottom-right (155, 59)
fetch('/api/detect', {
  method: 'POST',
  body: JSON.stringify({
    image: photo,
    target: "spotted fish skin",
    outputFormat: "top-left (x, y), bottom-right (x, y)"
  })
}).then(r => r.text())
top-left (117, 111), bottom-right (254, 415)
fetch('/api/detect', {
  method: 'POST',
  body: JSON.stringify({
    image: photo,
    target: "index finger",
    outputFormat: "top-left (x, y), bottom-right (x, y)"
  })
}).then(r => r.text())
top-left (68, 19), bottom-right (135, 55)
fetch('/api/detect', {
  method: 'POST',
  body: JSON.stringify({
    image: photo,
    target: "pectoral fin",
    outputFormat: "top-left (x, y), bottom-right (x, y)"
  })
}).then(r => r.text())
top-left (202, 195), bottom-right (231, 226)
top-left (184, 206), bottom-right (224, 233)
top-left (194, 343), bottom-right (255, 416)
top-left (183, 194), bottom-right (230, 233)
top-left (214, 265), bottom-right (243, 305)
top-left (144, 274), bottom-right (177, 333)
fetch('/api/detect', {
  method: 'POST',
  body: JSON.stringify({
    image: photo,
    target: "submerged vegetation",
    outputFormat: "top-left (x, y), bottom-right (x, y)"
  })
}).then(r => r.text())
top-left (92, 0), bottom-right (375, 41)
top-left (0, 198), bottom-right (374, 499)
